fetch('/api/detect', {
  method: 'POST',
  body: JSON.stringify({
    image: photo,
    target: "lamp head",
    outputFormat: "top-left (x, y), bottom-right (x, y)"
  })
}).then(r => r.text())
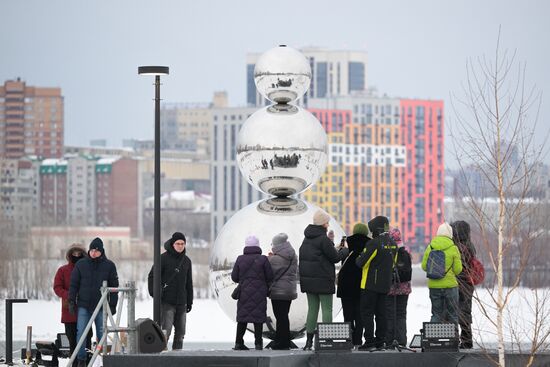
top-left (138, 66), bottom-right (169, 76)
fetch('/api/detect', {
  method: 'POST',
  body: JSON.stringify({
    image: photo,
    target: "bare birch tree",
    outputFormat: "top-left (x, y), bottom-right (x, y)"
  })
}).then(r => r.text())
top-left (450, 29), bottom-right (549, 366)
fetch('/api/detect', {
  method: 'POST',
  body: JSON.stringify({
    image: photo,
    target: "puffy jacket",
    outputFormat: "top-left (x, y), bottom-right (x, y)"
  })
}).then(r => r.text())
top-left (356, 233), bottom-right (395, 294)
top-left (421, 235), bottom-right (463, 289)
top-left (148, 239), bottom-right (193, 307)
top-left (53, 244), bottom-right (85, 323)
top-left (232, 246), bottom-right (274, 323)
top-left (337, 233), bottom-right (369, 299)
top-left (268, 240), bottom-right (298, 301)
top-left (299, 224), bottom-right (349, 294)
top-left (69, 250), bottom-right (118, 312)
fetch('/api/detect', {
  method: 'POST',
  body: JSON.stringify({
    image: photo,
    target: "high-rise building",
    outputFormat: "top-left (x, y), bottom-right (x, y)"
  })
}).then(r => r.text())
top-left (66, 155), bottom-right (98, 226)
top-left (95, 157), bottom-right (140, 236)
top-left (246, 48), bottom-right (368, 107)
top-left (0, 78), bottom-right (63, 159)
top-left (39, 158), bottom-right (68, 225)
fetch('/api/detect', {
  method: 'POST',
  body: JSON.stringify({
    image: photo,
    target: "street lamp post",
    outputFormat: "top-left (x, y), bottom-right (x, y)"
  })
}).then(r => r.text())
top-left (138, 65), bottom-right (169, 325)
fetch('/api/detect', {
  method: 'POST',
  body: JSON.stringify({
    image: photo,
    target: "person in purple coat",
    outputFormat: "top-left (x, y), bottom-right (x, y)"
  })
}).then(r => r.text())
top-left (231, 235), bottom-right (274, 350)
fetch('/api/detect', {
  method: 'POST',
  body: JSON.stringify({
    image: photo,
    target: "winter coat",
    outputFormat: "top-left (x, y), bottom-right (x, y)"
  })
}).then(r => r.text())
top-left (388, 246), bottom-right (412, 296)
top-left (268, 240), bottom-right (298, 301)
top-left (148, 239), bottom-right (193, 307)
top-left (231, 246), bottom-right (274, 323)
top-left (356, 232), bottom-right (396, 294)
top-left (336, 233), bottom-right (369, 299)
top-left (53, 244), bottom-right (85, 323)
top-left (452, 221), bottom-right (477, 286)
top-left (421, 235), bottom-right (463, 289)
top-left (69, 249), bottom-right (118, 312)
top-left (299, 224), bottom-right (349, 294)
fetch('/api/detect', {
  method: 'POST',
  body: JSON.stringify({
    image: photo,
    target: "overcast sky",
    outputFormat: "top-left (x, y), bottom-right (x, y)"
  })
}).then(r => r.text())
top-left (1, 0), bottom-right (548, 167)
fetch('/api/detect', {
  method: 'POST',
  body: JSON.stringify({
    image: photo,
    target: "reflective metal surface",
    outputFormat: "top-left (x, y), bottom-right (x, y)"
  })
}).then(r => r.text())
top-left (254, 45), bottom-right (311, 103)
top-left (236, 105), bottom-right (328, 196)
top-left (210, 197), bottom-right (345, 339)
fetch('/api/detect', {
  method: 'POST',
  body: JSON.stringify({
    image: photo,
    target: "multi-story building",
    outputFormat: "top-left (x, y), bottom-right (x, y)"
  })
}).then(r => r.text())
top-left (39, 158), bottom-right (68, 225)
top-left (0, 78), bottom-right (63, 159)
top-left (306, 94), bottom-right (405, 233)
top-left (66, 155), bottom-right (98, 226)
top-left (400, 99), bottom-right (444, 249)
top-left (246, 48), bottom-right (368, 107)
top-left (95, 157), bottom-right (140, 236)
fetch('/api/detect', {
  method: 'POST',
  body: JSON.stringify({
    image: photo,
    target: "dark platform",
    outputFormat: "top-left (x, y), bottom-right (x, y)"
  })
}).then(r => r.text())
top-left (105, 349), bottom-right (550, 367)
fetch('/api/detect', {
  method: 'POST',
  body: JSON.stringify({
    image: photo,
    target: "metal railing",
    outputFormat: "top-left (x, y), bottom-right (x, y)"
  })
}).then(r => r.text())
top-left (68, 281), bottom-right (136, 367)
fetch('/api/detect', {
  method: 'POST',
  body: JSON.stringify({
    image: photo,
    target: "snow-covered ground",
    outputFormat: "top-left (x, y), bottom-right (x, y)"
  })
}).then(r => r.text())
top-left (6, 286), bottom-right (545, 347)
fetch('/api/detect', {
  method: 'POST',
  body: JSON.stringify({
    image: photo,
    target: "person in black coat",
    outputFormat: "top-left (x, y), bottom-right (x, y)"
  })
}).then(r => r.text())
top-left (299, 209), bottom-right (349, 350)
top-left (231, 235), bottom-right (274, 350)
top-left (147, 232), bottom-right (193, 350)
top-left (337, 223), bottom-right (370, 347)
top-left (451, 220), bottom-right (476, 349)
top-left (355, 216), bottom-right (396, 351)
top-left (69, 238), bottom-right (118, 366)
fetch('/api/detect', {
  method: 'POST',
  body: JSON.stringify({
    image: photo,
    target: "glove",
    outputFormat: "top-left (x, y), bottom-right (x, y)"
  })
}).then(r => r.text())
top-left (109, 305), bottom-right (117, 315)
top-left (68, 301), bottom-right (76, 315)
top-left (186, 304), bottom-right (192, 313)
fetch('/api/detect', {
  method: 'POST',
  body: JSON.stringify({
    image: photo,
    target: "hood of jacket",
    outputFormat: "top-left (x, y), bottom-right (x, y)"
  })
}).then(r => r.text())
top-left (243, 245), bottom-right (262, 255)
top-left (65, 243), bottom-right (86, 262)
top-left (346, 233), bottom-right (369, 253)
top-left (164, 238), bottom-right (186, 257)
top-left (304, 224), bottom-right (327, 239)
top-left (272, 240), bottom-right (295, 260)
top-left (437, 223), bottom-right (453, 239)
top-left (368, 216), bottom-right (389, 238)
top-left (430, 235), bottom-right (455, 251)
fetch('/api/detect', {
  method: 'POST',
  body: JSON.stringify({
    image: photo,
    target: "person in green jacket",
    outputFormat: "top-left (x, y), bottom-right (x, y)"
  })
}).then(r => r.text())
top-left (421, 222), bottom-right (463, 324)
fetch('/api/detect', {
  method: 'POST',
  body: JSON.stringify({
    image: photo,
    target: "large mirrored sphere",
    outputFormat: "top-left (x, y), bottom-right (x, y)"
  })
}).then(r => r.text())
top-left (210, 197), bottom-right (345, 339)
top-left (254, 45), bottom-right (312, 103)
top-left (237, 104), bottom-right (327, 196)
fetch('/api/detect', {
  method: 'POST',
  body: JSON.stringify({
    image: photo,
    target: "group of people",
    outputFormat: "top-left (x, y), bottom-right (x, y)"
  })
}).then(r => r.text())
top-left (53, 212), bottom-right (477, 359)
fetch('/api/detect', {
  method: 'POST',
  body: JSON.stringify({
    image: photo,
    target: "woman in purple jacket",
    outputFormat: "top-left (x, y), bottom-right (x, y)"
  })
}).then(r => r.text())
top-left (231, 235), bottom-right (274, 350)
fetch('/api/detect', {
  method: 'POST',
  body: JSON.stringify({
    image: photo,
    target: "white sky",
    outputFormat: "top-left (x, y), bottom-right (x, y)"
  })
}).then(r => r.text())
top-left (1, 0), bottom-right (549, 168)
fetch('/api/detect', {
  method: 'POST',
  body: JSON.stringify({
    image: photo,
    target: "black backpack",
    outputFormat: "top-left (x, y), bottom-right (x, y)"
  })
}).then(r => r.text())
top-left (393, 247), bottom-right (412, 282)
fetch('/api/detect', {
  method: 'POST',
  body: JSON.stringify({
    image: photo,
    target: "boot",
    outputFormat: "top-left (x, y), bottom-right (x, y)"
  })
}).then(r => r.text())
top-left (303, 333), bottom-right (314, 351)
top-left (233, 343), bottom-right (249, 350)
top-left (172, 339), bottom-right (183, 350)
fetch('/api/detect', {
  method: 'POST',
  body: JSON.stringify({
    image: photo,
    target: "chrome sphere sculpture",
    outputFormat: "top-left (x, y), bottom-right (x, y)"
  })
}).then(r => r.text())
top-left (254, 45), bottom-right (312, 104)
top-left (211, 45), bottom-right (342, 340)
top-left (210, 197), bottom-right (345, 338)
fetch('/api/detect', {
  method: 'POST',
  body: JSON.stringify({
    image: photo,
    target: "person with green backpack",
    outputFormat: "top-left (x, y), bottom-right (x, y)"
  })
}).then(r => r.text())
top-left (421, 222), bottom-right (463, 324)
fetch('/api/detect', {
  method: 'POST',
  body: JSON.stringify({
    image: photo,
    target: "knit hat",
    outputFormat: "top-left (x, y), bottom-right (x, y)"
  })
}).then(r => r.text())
top-left (352, 223), bottom-right (369, 237)
top-left (171, 232), bottom-right (186, 244)
top-left (313, 209), bottom-right (330, 226)
top-left (437, 222), bottom-right (453, 239)
top-left (89, 237), bottom-right (104, 254)
top-left (245, 235), bottom-right (260, 247)
top-left (368, 216), bottom-right (389, 238)
top-left (272, 233), bottom-right (288, 246)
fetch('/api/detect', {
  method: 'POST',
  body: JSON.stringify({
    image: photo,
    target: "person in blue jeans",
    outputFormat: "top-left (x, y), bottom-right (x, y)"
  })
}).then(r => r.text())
top-left (421, 223), bottom-right (462, 324)
top-left (69, 238), bottom-right (118, 367)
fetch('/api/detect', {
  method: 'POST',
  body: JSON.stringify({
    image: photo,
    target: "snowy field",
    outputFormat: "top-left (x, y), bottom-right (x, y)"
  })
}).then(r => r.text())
top-left (5, 286), bottom-right (544, 348)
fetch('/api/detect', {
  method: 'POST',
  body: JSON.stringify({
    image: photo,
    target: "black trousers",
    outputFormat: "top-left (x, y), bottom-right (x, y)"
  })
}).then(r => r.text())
top-left (271, 299), bottom-right (292, 348)
top-left (459, 282), bottom-right (474, 346)
top-left (360, 289), bottom-right (387, 348)
top-left (65, 322), bottom-right (92, 367)
top-left (236, 322), bottom-right (263, 346)
top-left (384, 295), bottom-right (409, 346)
top-left (341, 297), bottom-right (363, 346)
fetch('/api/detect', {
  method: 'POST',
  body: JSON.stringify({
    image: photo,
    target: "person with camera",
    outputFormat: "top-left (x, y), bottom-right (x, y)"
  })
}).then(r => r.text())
top-left (147, 232), bottom-right (193, 350)
top-left (299, 209), bottom-right (349, 350)
top-left (355, 216), bottom-right (396, 351)
top-left (336, 223), bottom-right (370, 347)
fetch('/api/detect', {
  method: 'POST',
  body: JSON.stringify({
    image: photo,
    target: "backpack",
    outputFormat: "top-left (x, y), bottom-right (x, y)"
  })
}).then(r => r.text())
top-left (426, 245), bottom-right (450, 280)
top-left (393, 247), bottom-right (412, 282)
top-left (467, 257), bottom-right (485, 285)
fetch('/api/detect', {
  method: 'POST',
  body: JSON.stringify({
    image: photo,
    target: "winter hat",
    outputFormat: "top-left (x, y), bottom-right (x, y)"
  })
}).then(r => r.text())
top-left (313, 209), bottom-right (330, 226)
top-left (437, 222), bottom-right (453, 239)
top-left (352, 223), bottom-right (369, 237)
top-left (89, 237), bottom-right (104, 253)
top-left (171, 232), bottom-right (186, 244)
top-left (368, 216), bottom-right (389, 238)
top-left (272, 233), bottom-right (288, 246)
top-left (245, 235), bottom-right (260, 247)
top-left (389, 228), bottom-right (402, 244)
